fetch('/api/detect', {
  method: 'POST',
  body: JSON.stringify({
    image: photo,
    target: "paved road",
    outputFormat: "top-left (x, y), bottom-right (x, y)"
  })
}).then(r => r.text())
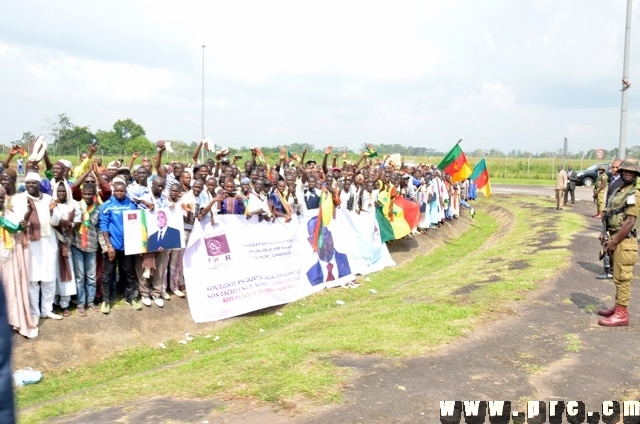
top-left (493, 184), bottom-right (596, 203)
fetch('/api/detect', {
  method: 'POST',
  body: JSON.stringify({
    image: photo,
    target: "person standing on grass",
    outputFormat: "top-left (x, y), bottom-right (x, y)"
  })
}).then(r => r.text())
top-left (51, 181), bottom-right (80, 318)
top-left (71, 183), bottom-right (100, 316)
top-left (13, 172), bottom-right (61, 323)
top-left (554, 165), bottom-right (567, 210)
top-left (99, 180), bottom-right (141, 314)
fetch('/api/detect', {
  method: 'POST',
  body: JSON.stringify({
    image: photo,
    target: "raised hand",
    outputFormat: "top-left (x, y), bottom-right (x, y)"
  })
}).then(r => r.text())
top-left (324, 145), bottom-right (333, 155)
top-left (132, 152), bottom-right (139, 159)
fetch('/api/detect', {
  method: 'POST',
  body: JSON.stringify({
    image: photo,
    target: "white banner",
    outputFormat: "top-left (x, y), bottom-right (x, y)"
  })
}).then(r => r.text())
top-left (183, 209), bottom-right (394, 322)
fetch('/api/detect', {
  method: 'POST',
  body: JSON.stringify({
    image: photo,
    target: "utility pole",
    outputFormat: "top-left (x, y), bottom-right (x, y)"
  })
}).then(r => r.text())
top-left (201, 44), bottom-right (206, 163)
top-left (618, 0), bottom-right (633, 160)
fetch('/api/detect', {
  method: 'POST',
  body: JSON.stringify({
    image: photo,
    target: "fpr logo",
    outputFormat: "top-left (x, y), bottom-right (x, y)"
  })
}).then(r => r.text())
top-left (440, 400), bottom-right (639, 423)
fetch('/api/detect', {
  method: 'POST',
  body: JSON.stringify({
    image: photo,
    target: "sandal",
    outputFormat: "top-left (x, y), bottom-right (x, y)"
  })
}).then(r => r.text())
top-left (77, 306), bottom-right (87, 317)
top-left (62, 308), bottom-right (72, 318)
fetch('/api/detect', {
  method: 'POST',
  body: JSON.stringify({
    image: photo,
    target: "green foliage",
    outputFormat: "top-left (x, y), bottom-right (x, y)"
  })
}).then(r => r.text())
top-left (125, 136), bottom-right (154, 156)
top-left (113, 118), bottom-right (146, 141)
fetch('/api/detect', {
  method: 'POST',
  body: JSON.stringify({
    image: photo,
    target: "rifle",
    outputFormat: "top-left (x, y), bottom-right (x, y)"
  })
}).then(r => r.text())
top-left (599, 215), bottom-right (611, 272)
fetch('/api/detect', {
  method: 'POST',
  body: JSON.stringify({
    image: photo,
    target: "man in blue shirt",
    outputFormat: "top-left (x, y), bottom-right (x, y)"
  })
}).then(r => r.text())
top-left (99, 180), bottom-right (141, 313)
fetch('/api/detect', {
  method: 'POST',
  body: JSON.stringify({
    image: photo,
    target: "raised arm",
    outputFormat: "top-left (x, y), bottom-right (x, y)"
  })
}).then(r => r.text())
top-left (128, 152), bottom-right (139, 171)
top-left (192, 139), bottom-right (203, 164)
top-left (155, 146), bottom-right (167, 178)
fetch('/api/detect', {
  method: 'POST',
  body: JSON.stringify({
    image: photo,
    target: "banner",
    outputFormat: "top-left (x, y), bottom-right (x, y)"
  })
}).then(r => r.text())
top-left (183, 209), bottom-right (394, 322)
top-left (124, 207), bottom-right (185, 255)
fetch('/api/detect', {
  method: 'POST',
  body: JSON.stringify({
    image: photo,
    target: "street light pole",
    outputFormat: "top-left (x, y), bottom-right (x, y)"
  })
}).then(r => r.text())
top-left (527, 155), bottom-right (532, 179)
top-left (618, 0), bottom-right (633, 160)
top-left (580, 153), bottom-right (586, 170)
top-left (552, 153), bottom-right (558, 180)
top-left (201, 44), bottom-right (206, 163)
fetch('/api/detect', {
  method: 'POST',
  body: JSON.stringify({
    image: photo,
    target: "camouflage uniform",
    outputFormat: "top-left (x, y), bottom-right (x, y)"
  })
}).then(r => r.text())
top-left (594, 167), bottom-right (609, 215)
top-left (598, 159), bottom-right (640, 326)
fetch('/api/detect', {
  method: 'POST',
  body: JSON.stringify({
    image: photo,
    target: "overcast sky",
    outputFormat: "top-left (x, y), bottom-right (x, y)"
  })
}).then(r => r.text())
top-left (1, 0), bottom-right (639, 154)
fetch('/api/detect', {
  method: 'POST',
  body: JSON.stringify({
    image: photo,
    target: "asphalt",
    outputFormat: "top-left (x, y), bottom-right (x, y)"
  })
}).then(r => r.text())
top-left (45, 195), bottom-right (640, 423)
top-left (296, 198), bottom-right (640, 424)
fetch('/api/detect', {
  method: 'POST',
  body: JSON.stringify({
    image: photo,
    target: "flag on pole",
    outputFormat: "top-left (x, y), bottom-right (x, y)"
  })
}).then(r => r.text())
top-left (470, 157), bottom-right (492, 198)
top-left (365, 144), bottom-right (378, 158)
top-left (437, 143), bottom-right (473, 182)
top-left (287, 150), bottom-right (300, 162)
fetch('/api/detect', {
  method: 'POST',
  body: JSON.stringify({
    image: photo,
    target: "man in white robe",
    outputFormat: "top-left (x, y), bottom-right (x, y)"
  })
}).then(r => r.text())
top-left (14, 172), bottom-right (61, 322)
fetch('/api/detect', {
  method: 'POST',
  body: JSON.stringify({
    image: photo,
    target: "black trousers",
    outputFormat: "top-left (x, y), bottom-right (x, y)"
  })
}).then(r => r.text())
top-left (564, 186), bottom-right (575, 204)
top-left (0, 281), bottom-right (16, 423)
top-left (101, 250), bottom-right (137, 303)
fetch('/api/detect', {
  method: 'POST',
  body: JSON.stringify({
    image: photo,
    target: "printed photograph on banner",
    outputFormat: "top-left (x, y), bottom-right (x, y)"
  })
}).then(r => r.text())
top-left (304, 215), bottom-right (351, 286)
top-left (124, 208), bottom-right (184, 255)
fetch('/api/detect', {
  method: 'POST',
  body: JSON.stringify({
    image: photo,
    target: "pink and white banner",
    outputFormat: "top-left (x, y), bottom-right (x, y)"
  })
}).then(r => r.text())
top-left (183, 209), bottom-right (395, 322)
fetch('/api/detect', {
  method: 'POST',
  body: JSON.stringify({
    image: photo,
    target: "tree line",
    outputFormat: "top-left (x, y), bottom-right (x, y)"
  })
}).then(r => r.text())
top-left (4, 113), bottom-right (636, 160)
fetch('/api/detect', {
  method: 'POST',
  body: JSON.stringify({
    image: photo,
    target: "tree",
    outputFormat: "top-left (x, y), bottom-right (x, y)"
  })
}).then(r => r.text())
top-left (113, 118), bottom-right (146, 141)
top-left (56, 126), bottom-right (95, 156)
top-left (125, 136), bottom-right (154, 156)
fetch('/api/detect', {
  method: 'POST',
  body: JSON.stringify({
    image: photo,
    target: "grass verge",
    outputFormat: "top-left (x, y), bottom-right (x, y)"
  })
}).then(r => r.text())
top-left (17, 195), bottom-right (585, 423)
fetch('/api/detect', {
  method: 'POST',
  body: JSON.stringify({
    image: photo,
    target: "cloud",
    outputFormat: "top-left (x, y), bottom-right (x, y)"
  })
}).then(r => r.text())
top-left (0, 0), bottom-right (639, 154)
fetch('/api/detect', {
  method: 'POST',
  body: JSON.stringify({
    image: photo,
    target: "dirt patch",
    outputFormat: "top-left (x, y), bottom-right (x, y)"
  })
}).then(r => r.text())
top-left (50, 398), bottom-right (222, 424)
top-left (508, 260), bottom-right (531, 270)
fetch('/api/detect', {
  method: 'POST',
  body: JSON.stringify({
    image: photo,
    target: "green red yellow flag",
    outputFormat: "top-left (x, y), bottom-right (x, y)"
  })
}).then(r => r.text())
top-left (287, 150), bottom-right (300, 162)
top-left (365, 144), bottom-right (378, 158)
top-left (140, 210), bottom-right (148, 253)
top-left (374, 184), bottom-right (412, 242)
top-left (437, 143), bottom-right (473, 182)
top-left (470, 157), bottom-right (492, 198)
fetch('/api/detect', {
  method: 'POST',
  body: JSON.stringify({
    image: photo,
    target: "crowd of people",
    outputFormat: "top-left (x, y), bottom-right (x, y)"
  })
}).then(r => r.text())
top-left (0, 142), bottom-right (475, 339)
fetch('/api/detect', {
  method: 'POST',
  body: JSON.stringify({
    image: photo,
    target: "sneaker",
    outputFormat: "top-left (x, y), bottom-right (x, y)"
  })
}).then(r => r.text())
top-left (152, 296), bottom-right (164, 308)
top-left (77, 306), bottom-right (87, 317)
top-left (101, 301), bottom-right (111, 314)
top-left (129, 299), bottom-right (142, 310)
top-left (173, 289), bottom-right (185, 298)
top-left (161, 291), bottom-right (170, 300)
top-left (46, 311), bottom-right (63, 320)
top-left (141, 297), bottom-right (152, 307)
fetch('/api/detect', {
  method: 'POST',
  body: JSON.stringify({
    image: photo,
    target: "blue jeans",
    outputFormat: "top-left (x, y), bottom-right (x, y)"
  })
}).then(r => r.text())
top-left (72, 246), bottom-right (97, 306)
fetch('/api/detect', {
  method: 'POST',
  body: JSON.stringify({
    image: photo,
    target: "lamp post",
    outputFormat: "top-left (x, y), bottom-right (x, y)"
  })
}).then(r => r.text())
top-left (201, 44), bottom-right (206, 163)
top-left (618, 0), bottom-right (633, 160)
top-left (580, 153), bottom-right (586, 170)
top-left (527, 155), bottom-right (532, 179)
top-left (504, 154), bottom-right (509, 179)
top-left (551, 153), bottom-right (558, 179)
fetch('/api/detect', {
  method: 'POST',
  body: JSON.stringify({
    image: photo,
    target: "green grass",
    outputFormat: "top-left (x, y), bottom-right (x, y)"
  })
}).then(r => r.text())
top-left (17, 196), bottom-right (586, 423)
top-left (565, 334), bottom-right (581, 353)
top-left (492, 178), bottom-right (555, 186)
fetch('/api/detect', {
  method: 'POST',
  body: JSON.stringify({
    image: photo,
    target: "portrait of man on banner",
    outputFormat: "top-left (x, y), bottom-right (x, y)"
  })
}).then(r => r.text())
top-left (305, 216), bottom-right (351, 286)
top-left (147, 209), bottom-right (183, 251)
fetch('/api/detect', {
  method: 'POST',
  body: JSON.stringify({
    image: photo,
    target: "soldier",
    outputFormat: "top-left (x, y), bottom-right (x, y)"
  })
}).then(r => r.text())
top-left (593, 165), bottom-right (608, 219)
top-left (597, 159), bottom-right (640, 327)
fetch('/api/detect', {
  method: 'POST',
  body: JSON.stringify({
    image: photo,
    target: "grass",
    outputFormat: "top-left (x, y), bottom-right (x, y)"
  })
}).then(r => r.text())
top-left (16, 195), bottom-right (586, 423)
top-left (565, 334), bottom-right (581, 353)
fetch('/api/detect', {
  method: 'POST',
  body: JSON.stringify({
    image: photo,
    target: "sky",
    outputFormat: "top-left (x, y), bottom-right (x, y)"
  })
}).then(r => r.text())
top-left (1, 0), bottom-right (639, 155)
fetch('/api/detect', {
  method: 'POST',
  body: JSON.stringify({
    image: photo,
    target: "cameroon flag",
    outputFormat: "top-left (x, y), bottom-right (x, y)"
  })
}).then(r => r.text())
top-left (375, 184), bottom-right (412, 242)
top-left (438, 144), bottom-right (473, 183)
top-left (140, 210), bottom-right (148, 253)
top-left (470, 157), bottom-right (492, 198)
top-left (311, 191), bottom-right (336, 252)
